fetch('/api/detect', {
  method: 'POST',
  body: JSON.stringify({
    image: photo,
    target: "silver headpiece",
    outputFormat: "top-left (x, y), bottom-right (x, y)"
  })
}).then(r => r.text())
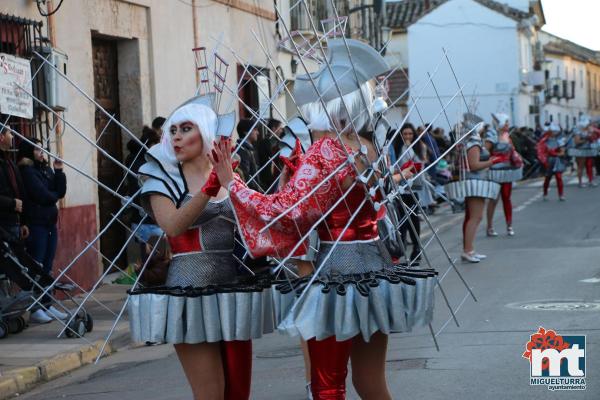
top-left (463, 113), bottom-right (484, 135)
top-left (491, 113), bottom-right (510, 130)
top-left (279, 117), bottom-right (313, 157)
top-left (171, 94), bottom-right (236, 138)
top-left (577, 114), bottom-right (591, 129)
top-left (149, 47), bottom-right (236, 167)
top-left (547, 123), bottom-right (561, 133)
top-left (293, 38), bottom-right (390, 106)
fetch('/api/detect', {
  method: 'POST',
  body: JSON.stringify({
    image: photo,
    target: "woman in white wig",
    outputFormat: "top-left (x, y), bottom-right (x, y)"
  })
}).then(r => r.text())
top-left (210, 38), bottom-right (436, 399)
top-left (568, 115), bottom-right (599, 187)
top-left (127, 97), bottom-right (273, 400)
top-left (485, 113), bottom-right (523, 237)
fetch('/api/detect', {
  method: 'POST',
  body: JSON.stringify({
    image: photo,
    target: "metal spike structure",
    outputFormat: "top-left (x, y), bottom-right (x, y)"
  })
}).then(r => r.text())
top-left (210, 0), bottom-right (481, 348)
top-left (0, 0), bottom-right (488, 365)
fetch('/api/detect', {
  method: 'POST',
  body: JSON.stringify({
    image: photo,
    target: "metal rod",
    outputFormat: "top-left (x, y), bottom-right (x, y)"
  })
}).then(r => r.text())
top-left (27, 189), bottom-right (143, 310)
top-left (57, 215), bottom-right (149, 338)
top-left (15, 83), bottom-right (139, 181)
top-left (94, 233), bottom-right (166, 363)
top-left (1, 124), bottom-right (144, 213)
top-left (32, 50), bottom-right (147, 149)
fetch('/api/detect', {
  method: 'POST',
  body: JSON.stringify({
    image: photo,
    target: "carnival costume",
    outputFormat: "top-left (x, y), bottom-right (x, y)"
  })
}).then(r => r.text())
top-left (227, 39), bottom-right (437, 399)
top-left (537, 123), bottom-right (567, 199)
top-left (445, 119), bottom-right (501, 203)
top-left (568, 115), bottom-right (599, 186)
top-left (11, 9), bottom-right (482, 400)
top-left (485, 113), bottom-right (523, 233)
top-left (127, 95), bottom-right (274, 400)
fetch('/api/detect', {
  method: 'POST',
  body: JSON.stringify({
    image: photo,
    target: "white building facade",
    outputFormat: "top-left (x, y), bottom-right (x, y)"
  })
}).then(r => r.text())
top-left (404, 0), bottom-right (545, 128)
top-left (538, 31), bottom-right (597, 129)
top-left (1, 0), bottom-right (291, 288)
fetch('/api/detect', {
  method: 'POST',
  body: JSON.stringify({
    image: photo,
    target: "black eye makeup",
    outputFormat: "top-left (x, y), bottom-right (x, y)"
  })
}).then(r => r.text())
top-left (179, 122), bottom-right (194, 135)
top-left (170, 122), bottom-right (195, 136)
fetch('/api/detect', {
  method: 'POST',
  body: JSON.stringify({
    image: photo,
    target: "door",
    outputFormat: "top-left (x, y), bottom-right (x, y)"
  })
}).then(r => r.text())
top-left (92, 38), bottom-right (126, 270)
top-left (237, 64), bottom-right (271, 120)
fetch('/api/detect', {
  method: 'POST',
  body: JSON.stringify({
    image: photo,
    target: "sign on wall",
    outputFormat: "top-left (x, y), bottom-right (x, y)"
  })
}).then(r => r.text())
top-left (0, 53), bottom-right (33, 119)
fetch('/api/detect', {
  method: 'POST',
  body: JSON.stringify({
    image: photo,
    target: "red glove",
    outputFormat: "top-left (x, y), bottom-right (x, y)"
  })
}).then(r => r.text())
top-left (201, 160), bottom-right (239, 197)
top-left (490, 153), bottom-right (510, 165)
top-left (279, 139), bottom-right (303, 174)
top-left (400, 160), bottom-right (415, 172)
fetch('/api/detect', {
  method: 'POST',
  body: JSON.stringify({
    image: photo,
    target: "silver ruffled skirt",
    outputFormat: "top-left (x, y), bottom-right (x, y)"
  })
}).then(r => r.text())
top-left (272, 240), bottom-right (436, 342)
top-left (568, 147), bottom-right (599, 158)
top-left (444, 179), bottom-right (500, 201)
top-left (546, 156), bottom-right (567, 174)
top-left (127, 252), bottom-right (274, 344)
top-left (489, 167), bottom-right (523, 183)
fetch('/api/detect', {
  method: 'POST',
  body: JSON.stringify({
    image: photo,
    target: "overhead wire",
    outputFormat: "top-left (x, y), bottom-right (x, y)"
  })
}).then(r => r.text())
top-left (36, 0), bottom-right (65, 17)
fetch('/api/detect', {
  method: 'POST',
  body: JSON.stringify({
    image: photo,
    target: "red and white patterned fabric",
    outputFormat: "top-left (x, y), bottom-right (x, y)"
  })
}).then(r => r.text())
top-left (228, 137), bottom-right (359, 259)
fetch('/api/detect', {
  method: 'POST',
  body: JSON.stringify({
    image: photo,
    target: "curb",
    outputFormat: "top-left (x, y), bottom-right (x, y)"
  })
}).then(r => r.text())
top-left (0, 332), bottom-right (129, 400)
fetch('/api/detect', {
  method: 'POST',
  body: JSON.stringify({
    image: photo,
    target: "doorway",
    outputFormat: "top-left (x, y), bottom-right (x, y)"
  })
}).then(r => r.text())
top-left (237, 64), bottom-right (271, 120)
top-left (92, 37), bottom-right (126, 270)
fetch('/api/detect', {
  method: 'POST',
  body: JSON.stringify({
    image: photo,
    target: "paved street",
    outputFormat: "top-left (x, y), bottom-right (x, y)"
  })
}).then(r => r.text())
top-left (18, 177), bottom-right (600, 400)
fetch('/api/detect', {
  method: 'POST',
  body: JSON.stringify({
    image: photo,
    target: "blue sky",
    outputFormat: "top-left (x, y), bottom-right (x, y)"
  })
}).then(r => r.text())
top-left (541, 0), bottom-right (600, 50)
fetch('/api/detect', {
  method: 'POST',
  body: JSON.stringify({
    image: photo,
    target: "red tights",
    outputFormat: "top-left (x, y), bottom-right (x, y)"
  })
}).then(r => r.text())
top-left (308, 336), bottom-right (353, 399)
top-left (586, 157), bottom-right (594, 182)
top-left (543, 173), bottom-right (564, 196)
top-left (578, 157), bottom-right (594, 182)
top-left (499, 182), bottom-right (513, 225)
top-left (220, 340), bottom-right (252, 400)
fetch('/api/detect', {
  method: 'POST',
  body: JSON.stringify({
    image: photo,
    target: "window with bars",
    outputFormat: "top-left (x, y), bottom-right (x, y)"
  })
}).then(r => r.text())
top-left (290, 0), bottom-right (349, 33)
top-left (0, 13), bottom-right (52, 154)
top-left (288, 1), bottom-right (387, 50)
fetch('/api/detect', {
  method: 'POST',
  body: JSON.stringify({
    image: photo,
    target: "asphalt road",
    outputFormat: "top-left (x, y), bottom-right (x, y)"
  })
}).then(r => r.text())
top-left (20, 176), bottom-right (600, 400)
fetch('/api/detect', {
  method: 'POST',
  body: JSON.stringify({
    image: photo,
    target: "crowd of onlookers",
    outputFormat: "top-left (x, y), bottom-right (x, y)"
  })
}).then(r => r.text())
top-left (233, 117), bottom-right (284, 193)
top-left (0, 128), bottom-right (70, 323)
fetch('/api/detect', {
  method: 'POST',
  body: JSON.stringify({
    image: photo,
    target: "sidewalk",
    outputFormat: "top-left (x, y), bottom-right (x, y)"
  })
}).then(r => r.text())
top-left (0, 283), bottom-right (130, 399)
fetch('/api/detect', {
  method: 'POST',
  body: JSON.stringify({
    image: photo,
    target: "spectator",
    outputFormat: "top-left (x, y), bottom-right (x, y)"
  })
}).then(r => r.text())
top-left (256, 118), bottom-right (283, 190)
top-left (391, 123), bottom-right (427, 261)
top-left (236, 118), bottom-right (262, 191)
top-left (125, 126), bottom-right (162, 244)
top-left (13, 137), bottom-right (67, 323)
top-left (151, 116), bottom-right (166, 136)
top-left (534, 124), bottom-right (543, 140)
top-left (416, 125), bottom-right (424, 138)
top-left (17, 138), bottom-right (66, 275)
top-left (432, 127), bottom-right (449, 154)
top-left (267, 118), bottom-right (284, 138)
top-left (0, 131), bottom-right (39, 321)
top-left (0, 128), bottom-right (28, 242)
